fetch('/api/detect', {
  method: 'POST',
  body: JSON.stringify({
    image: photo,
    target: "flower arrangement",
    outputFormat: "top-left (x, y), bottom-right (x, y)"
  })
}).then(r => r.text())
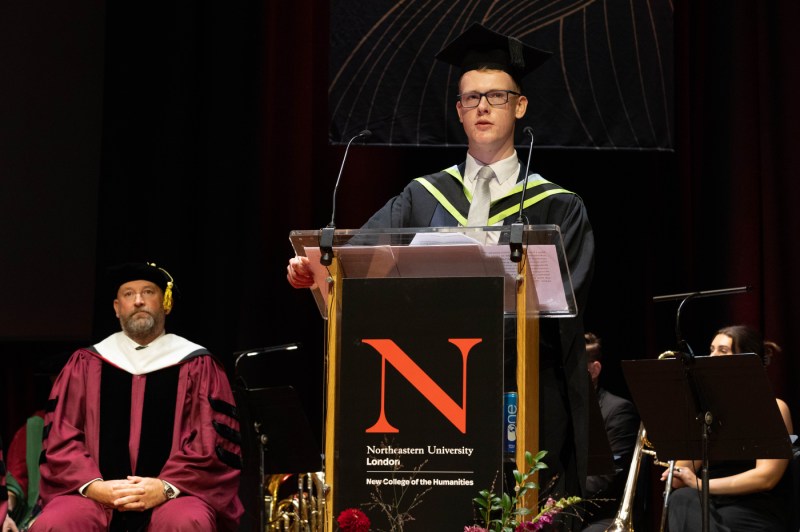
top-left (468, 450), bottom-right (584, 532)
top-left (335, 448), bottom-right (586, 531)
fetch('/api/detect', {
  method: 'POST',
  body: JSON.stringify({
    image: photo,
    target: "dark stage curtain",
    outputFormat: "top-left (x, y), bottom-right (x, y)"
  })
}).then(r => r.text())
top-left (673, 1), bottom-right (799, 412)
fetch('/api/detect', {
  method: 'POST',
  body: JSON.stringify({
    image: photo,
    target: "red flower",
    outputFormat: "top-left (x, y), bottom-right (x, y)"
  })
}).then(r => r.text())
top-left (337, 508), bottom-right (371, 532)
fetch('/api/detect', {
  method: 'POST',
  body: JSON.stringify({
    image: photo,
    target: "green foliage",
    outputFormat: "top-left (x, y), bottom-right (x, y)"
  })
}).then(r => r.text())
top-left (472, 450), bottom-right (548, 532)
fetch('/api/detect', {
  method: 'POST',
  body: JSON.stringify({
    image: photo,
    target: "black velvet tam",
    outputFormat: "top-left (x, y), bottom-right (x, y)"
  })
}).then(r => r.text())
top-left (106, 262), bottom-right (176, 298)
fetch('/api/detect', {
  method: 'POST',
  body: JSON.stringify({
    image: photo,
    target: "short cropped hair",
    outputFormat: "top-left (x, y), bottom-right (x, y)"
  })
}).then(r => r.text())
top-left (585, 331), bottom-right (602, 363)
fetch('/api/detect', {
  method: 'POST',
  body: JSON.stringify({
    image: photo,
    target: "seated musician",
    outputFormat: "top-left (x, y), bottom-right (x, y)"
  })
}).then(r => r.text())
top-left (662, 325), bottom-right (793, 532)
top-left (581, 332), bottom-right (640, 531)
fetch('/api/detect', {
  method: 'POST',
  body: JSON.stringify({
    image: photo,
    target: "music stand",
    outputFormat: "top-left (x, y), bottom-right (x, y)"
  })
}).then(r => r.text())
top-left (234, 385), bottom-right (322, 532)
top-left (622, 354), bottom-right (792, 532)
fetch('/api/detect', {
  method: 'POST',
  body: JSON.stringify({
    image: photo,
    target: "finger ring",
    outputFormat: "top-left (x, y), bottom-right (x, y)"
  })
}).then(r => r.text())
top-left (675, 467), bottom-right (681, 473)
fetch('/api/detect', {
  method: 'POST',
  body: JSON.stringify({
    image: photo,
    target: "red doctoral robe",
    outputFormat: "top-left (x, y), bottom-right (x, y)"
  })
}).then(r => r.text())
top-left (39, 333), bottom-right (244, 531)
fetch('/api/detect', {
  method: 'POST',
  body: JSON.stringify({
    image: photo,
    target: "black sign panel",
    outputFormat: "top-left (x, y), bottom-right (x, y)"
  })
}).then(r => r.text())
top-left (336, 276), bottom-right (505, 531)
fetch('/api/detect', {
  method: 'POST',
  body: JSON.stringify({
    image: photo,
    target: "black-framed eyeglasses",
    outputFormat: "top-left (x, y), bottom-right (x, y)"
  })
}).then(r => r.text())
top-left (457, 89), bottom-right (521, 108)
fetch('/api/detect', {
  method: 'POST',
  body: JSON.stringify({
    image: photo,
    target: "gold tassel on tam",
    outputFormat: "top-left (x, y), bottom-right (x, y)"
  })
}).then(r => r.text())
top-left (162, 280), bottom-right (174, 312)
top-left (148, 262), bottom-right (175, 312)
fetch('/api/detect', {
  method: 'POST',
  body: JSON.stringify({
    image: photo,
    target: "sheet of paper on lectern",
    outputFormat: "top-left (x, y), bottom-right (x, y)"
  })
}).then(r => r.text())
top-left (481, 244), bottom-right (569, 312)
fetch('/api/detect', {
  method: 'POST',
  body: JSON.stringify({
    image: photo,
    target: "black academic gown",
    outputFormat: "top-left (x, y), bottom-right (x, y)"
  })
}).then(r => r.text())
top-left (362, 162), bottom-right (595, 501)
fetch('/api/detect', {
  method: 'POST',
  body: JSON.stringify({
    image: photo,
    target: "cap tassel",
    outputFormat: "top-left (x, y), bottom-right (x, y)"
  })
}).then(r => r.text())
top-left (163, 281), bottom-right (174, 313)
top-left (148, 262), bottom-right (175, 312)
top-left (508, 37), bottom-right (524, 69)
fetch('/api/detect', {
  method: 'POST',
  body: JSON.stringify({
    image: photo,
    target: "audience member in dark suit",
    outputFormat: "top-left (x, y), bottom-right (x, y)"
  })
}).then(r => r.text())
top-left (581, 332), bottom-right (640, 532)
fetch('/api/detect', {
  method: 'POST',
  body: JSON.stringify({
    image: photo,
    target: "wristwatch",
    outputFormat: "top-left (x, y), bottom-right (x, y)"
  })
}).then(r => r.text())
top-left (162, 480), bottom-right (178, 500)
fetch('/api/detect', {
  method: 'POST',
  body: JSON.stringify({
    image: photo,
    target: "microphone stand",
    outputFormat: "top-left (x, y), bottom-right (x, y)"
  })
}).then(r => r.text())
top-left (652, 285), bottom-right (750, 532)
top-left (509, 126), bottom-right (535, 263)
top-left (320, 130), bottom-right (371, 266)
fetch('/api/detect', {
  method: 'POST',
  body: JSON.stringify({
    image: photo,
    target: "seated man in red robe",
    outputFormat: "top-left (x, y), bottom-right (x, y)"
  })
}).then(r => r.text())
top-left (30, 262), bottom-right (243, 532)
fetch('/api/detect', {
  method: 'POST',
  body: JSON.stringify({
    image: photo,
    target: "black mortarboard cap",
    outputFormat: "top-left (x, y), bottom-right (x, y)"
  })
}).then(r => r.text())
top-left (435, 23), bottom-right (551, 82)
top-left (107, 261), bottom-right (177, 311)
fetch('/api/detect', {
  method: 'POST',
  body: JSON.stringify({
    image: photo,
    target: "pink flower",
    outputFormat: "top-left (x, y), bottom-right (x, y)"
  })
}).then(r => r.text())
top-left (538, 512), bottom-right (555, 525)
top-left (513, 499), bottom-right (566, 531)
top-left (464, 527), bottom-right (488, 532)
top-left (337, 508), bottom-right (371, 532)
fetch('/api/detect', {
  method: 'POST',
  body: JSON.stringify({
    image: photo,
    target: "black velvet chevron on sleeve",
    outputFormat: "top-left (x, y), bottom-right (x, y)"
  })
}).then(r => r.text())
top-left (45, 397), bottom-right (58, 413)
top-left (212, 420), bottom-right (241, 445)
top-left (215, 445), bottom-right (242, 470)
top-left (208, 395), bottom-right (238, 420)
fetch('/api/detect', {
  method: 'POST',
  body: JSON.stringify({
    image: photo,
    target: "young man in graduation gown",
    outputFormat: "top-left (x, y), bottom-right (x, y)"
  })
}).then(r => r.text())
top-left (30, 262), bottom-right (243, 532)
top-left (287, 23), bottom-right (595, 510)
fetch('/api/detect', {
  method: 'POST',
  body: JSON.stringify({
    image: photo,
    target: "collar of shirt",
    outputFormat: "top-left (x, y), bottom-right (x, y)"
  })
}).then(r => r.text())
top-left (464, 151), bottom-right (521, 201)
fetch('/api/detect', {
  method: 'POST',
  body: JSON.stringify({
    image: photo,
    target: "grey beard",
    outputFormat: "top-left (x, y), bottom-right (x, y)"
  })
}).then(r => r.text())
top-left (122, 312), bottom-right (161, 344)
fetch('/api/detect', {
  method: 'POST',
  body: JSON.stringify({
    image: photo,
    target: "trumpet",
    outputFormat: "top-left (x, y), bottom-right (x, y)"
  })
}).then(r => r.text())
top-left (604, 351), bottom-right (677, 532)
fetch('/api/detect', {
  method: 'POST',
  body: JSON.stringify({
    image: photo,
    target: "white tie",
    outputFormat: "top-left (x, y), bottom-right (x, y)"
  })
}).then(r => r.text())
top-left (467, 165), bottom-right (495, 228)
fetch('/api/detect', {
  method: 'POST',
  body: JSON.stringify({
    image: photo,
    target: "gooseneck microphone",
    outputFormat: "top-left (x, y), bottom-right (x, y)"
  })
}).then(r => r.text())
top-left (509, 126), bottom-right (536, 263)
top-left (320, 129), bottom-right (372, 266)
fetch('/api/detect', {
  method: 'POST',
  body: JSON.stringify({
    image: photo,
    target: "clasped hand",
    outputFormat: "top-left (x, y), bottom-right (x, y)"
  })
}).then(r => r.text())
top-left (85, 476), bottom-right (167, 511)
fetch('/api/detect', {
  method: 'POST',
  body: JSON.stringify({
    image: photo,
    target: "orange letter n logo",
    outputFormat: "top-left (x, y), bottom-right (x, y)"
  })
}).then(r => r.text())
top-left (361, 338), bottom-right (481, 434)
